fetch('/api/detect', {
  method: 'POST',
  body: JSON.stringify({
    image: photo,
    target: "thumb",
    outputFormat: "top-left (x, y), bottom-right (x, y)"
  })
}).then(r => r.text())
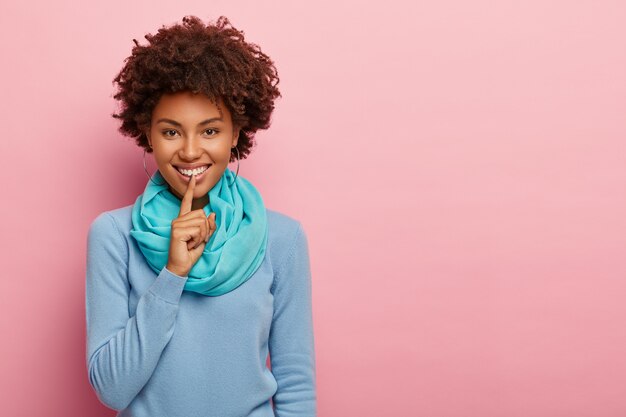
top-left (190, 240), bottom-right (206, 258)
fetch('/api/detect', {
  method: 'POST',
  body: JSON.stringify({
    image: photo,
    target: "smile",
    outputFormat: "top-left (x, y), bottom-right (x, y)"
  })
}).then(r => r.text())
top-left (174, 165), bottom-right (211, 182)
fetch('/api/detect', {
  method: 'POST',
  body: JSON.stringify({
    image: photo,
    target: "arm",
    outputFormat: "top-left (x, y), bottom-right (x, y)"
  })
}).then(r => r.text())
top-left (269, 222), bottom-right (317, 417)
top-left (85, 212), bottom-right (187, 410)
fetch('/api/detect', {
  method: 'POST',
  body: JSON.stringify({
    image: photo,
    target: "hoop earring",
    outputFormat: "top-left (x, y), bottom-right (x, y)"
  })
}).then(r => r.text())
top-left (143, 148), bottom-right (167, 186)
top-left (228, 146), bottom-right (240, 186)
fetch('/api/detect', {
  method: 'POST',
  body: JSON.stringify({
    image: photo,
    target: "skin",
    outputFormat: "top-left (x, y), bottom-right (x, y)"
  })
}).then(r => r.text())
top-left (145, 90), bottom-right (240, 211)
top-left (144, 90), bottom-right (240, 276)
top-left (166, 174), bottom-right (216, 277)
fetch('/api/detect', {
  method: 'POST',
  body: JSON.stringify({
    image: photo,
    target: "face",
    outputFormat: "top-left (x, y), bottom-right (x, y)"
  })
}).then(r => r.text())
top-left (146, 91), bottom-right (239, 208)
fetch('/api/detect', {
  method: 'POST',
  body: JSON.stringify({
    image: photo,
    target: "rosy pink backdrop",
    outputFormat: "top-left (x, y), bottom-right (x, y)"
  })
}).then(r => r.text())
top-left (1, 1), bottom-right (625, 416)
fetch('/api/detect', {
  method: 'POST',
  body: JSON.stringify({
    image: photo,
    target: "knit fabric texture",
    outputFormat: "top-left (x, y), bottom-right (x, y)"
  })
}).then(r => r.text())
top-left (86, 205), bottom-right (316, 416)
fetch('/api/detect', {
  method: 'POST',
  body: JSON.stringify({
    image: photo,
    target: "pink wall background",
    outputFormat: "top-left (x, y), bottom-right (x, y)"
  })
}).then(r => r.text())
top-left (1, 1), bottom-right (625, 416)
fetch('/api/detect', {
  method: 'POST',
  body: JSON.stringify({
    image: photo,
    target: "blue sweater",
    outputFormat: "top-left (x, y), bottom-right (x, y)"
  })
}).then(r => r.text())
top-left (85, 205), bottom-right (316, 416)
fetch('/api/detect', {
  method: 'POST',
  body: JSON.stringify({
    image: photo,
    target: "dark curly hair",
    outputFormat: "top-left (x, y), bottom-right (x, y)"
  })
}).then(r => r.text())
top-left (111, 15), bottom-right (281, 161)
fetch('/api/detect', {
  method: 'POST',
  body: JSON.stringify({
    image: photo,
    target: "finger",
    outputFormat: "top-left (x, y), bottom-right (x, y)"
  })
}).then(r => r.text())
top-left (207, 213), bottom-right (216, 237)
top-left (202, 213), bottom-right (215, 243)
top-left (210, 213), bottom-right (217, 232)
top-left (191, 239), bottom-right (206, 254)
top-left (172, 225), bottom-right (202, 248)
top-left (171, 225), bottom-right (200, 243)
top-left (187, 225), bottom-right (204, 250)
top-left (205, 213), bottom-right (214, 242)
top-left (186, 226), bottom-right (203, 250)
top-left (173, 216), bottom-right (208, 228)
top-left (175, 217), bottom-right (208, 243)
top-left (178, 173), bottom-right (197, 216)
top-left (176, 208), bottom-right (208, 221)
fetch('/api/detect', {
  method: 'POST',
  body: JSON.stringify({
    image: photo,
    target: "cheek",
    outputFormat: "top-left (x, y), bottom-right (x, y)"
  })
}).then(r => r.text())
top-left (152, 146), bottom-right (176, 162)
top-left (202, 143), bottom-right (233, 163)
top-left (154, 154), bottom-right (169, 168)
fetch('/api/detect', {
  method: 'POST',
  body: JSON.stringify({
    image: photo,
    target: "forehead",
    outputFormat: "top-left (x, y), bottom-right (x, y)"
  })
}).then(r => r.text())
top-left (152, 91), bottom-right (227, 120)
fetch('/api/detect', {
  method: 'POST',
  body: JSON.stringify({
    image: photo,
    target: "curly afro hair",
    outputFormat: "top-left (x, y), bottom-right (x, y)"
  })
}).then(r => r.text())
top-left (111, 15), bottom-right (281, 161)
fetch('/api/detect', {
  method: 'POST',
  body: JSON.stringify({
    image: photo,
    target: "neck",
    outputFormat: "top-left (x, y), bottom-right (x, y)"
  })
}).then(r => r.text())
top-left (168, 185), bottom-right (210, 211)
top-left (191, 196), bottom-right (209, 211)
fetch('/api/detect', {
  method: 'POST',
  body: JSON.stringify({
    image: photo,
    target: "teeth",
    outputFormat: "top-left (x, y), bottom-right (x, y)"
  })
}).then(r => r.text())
top-left (176, 165), bottom-right (209, 176)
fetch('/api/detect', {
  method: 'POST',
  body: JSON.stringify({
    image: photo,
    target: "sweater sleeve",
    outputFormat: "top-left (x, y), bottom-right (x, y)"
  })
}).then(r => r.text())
top-left (85, 212), bottom-right (187, 411)
top-left (269, 222), bottom-right (317, 417)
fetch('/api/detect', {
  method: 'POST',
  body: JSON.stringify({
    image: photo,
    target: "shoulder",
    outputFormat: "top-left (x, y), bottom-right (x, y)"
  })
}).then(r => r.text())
top-left (86, 204), bottom-right (135, 264)
top-left (266, 207), bottom-right (301, 234)
top-left (87, 204), bottom-right (134, 240)
top-left (266, 208), bottom-right (309, 277)
top-left (266, 207), bottom-right (305, 250)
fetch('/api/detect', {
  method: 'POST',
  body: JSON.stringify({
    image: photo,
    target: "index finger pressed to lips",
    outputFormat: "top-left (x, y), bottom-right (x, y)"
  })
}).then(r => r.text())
top-left (178, 173), bottom-right (196, 216)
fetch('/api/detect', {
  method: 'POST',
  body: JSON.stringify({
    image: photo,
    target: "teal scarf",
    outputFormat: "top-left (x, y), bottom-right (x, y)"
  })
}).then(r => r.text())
top-left (130, 168), bottom-right (268, 296)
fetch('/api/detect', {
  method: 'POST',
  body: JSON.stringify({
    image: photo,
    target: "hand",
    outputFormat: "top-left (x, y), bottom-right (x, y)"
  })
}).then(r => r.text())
top-left (165, 173), bottom-right (217, 277)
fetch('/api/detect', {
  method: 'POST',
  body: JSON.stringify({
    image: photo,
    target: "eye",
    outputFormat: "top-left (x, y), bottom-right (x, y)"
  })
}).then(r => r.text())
top-left (162, 129), bottom-right (179, 138)
top-left (204, 128), bottom-right (219, 136)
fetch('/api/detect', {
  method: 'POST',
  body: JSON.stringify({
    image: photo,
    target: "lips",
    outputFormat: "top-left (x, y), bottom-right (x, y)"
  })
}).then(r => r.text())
top-left (174, 164), bottom-right (211, 170)
top-left (173, 164), bottom-right (211, 182)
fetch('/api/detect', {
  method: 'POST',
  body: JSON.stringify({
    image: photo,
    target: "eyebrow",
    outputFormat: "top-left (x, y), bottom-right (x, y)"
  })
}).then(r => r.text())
top-left (156, 117), bottom-right (223, 127)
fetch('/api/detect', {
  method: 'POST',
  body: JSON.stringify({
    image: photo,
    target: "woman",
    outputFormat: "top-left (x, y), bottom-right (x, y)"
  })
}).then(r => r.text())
top-left (85, 15), bottom-right (316, 417)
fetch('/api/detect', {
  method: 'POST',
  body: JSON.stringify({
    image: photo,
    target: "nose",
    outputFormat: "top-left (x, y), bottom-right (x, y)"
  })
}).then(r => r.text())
top-left (179, 136), bottom-right (202, 160)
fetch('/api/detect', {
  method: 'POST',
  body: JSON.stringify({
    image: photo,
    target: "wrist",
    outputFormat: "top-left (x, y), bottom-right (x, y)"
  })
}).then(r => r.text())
top-left (166, 264), bottom-right (187, 278)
